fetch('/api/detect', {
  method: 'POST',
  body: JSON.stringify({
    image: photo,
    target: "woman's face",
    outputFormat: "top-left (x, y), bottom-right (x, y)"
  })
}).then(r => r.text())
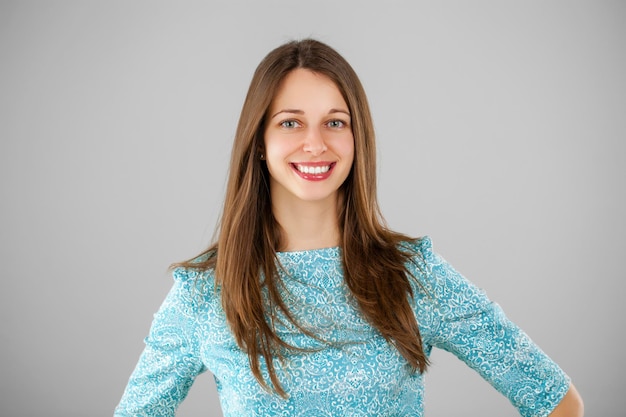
top-left (263, 69), bottom-right (354, 207)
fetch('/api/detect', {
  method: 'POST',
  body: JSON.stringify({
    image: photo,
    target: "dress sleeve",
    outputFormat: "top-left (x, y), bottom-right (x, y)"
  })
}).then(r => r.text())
top-left (114, 267), bottom-right (207, 417)
top-left (412, 237), bottom-right (571, 417)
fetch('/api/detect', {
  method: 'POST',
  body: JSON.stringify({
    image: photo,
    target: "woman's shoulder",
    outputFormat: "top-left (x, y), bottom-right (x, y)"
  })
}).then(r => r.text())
top-left (400, 236), bottom-right (485, 296)
top-left (172, 249), bottom-right (215, 275)
top-left (399, 235), bottom-right (436, 265)
top-left (402, 235), bottom-right (490, 309)
top-left (172, 264), bottom-right (214, 284)
top-left (170, 251), bottom-right (218, 296)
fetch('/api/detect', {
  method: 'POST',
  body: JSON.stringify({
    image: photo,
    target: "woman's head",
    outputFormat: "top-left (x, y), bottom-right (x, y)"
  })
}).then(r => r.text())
top-left (263, 68), bottom-right (355, 208)
top-left (224, 39), bottom-right (379, 240)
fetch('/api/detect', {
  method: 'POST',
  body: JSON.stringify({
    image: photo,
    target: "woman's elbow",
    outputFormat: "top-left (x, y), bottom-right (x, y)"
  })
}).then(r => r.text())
top-left (549, 384), bottom-right (584, 417)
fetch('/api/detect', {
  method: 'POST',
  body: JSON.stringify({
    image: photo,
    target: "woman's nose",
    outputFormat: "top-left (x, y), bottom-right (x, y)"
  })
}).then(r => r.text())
top-left (302, 127), bottom-right (328, 156)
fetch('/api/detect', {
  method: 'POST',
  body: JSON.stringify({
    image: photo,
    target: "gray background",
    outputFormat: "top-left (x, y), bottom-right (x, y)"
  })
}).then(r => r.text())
top-left (1, 1), bottom-right (623, 416)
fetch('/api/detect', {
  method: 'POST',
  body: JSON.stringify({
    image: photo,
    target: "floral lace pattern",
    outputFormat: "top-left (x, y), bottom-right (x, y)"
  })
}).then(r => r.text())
top-left (115, 237), bottom-right (570, 416)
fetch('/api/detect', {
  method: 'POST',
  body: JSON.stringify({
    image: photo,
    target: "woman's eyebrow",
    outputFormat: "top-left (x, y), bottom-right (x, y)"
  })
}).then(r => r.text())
top-left (270, 108), bottom-right (351, 119)
top-left (271, 109), bottom-right (304, 119)
top-left (329, 108), bottom-right (351, 117)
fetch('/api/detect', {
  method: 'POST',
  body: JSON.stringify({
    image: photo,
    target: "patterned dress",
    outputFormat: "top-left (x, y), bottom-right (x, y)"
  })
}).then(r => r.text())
top-left (115, 237), bottom-right (570, 416)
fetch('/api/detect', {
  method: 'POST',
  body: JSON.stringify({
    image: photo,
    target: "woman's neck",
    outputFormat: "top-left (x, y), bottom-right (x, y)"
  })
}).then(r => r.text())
top-left (272, 196), bottom-right (341, 252)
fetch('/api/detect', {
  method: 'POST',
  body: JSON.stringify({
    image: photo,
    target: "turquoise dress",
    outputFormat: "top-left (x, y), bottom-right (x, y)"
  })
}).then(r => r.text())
top-left (115, 237), bottom-right (570, 416)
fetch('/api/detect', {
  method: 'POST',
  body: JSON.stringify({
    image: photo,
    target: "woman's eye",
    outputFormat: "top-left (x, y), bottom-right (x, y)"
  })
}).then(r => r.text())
top-left (280, 120), bottom-right (300, 128)
top-left (327, 119), bottom-right (345, 128)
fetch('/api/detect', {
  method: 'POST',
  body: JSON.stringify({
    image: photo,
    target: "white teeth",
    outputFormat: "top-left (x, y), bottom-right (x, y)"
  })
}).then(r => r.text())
top-left (296, 164), bottom-right (331, 174)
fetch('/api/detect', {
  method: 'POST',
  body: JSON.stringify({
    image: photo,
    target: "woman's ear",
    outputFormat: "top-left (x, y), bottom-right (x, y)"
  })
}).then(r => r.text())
top-left (257, 144), bottom-right (265, 160)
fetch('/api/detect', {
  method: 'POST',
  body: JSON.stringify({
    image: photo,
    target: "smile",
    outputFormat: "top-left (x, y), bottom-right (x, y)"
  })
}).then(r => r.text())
top-left (291, 162), bottom-right (336, 181)
top-left (295, 164), bottom-right (331, 174)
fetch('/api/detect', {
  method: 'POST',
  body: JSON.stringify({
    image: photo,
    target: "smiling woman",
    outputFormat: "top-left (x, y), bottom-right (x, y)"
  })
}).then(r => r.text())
top-left (264, 69), bottom-right (355, 243)
top-left (114, 39), bottom-right (583, 417)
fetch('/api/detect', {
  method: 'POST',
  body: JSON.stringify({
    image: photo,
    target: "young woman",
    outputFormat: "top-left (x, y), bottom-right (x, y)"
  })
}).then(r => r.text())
top-left (115, 39), bottom-right (583, 416)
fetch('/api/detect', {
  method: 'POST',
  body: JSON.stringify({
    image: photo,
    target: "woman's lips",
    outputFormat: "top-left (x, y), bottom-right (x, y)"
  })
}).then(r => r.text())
top-left (291, 162), bottom-right (336, 181)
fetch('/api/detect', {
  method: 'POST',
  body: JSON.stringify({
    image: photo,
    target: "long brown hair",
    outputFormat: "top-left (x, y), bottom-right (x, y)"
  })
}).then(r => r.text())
top-left (179, 39), bottom-right (428, 396)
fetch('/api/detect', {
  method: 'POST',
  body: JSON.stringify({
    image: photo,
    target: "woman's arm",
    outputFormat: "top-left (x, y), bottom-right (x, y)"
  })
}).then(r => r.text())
top-left (412, 238), bottom-right (576, 417)
top-left (549, 384), bottom-right (584, 417)
top-left (114, 267), bottom-right (207, 416)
